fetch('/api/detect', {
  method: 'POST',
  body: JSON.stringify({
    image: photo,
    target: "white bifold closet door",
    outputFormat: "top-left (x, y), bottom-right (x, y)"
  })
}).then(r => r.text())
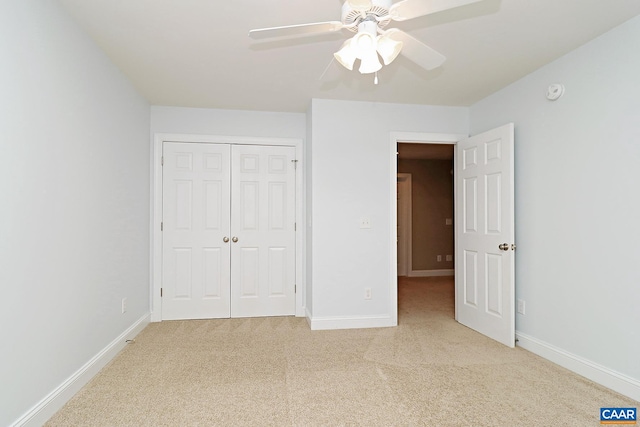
top-left (162, 142), bottom-right (296, 320)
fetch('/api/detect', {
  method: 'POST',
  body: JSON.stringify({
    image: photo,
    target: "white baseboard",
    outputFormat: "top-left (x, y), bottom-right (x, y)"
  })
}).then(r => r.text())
top-left (309, 314), bottom-right (396, 330)
top-left (13, 313), bottom-right (150, 427)
top-left (305, 307), bottom-right (313, 329)
top-left (408, 269), bottom-right (454, 277)
top-left (516, 332), bottom-right (640, 402)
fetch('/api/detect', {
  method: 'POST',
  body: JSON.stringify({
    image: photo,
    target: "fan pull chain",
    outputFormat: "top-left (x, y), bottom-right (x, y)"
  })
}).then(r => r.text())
top-left (374, 72), bottom-right (379, 85)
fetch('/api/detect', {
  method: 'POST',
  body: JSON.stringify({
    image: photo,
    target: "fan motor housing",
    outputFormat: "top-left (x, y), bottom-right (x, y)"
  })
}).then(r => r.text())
top-left (342, 0), bottom-right (392, 32)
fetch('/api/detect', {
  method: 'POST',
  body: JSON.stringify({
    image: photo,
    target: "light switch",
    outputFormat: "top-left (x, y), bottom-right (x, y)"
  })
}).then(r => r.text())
top-left (445, 218), bottom-right (453, 225)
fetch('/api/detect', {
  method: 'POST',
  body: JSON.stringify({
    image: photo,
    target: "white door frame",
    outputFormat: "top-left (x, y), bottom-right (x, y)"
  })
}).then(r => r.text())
top-left (151, 133), bottom-right (305, 322)
top-left (389, 132), bottom-right (466, 325)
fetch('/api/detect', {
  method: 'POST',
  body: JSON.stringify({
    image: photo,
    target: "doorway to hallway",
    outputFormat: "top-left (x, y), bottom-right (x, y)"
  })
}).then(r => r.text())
top-left (396, 143), bottom-right (455, 278)
top-left (391, 124), bottom-right (516, 347)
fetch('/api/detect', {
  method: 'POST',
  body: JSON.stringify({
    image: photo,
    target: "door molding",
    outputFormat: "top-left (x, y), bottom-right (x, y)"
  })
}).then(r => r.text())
top-left (389, 132), bottom-right (466, 326)
top-left (151, 133), bottom-right (305, 322)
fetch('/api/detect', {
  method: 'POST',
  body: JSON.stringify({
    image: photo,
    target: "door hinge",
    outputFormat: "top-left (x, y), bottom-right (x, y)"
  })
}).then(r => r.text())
top-left (291, 159), bottom-right (298, 169)
top-left (160, 222), bottom-right (163, 231)
top-left (294, 222), bottom-right (297, 231)
top-left (160, 288), bottom-right (163, 297)
top-left (161, 156), bottom-right (164, 166)
top-left (294, 284), bottom-right (297, 294)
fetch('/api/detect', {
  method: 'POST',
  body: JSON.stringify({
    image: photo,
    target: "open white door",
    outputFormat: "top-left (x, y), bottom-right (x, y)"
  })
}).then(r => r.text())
top-left (455, 123), bottom-right (515, 347)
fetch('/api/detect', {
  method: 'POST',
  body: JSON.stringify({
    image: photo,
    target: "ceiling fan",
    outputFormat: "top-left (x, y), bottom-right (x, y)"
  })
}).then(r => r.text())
top-left (249, 0), bottom-right (481, 80)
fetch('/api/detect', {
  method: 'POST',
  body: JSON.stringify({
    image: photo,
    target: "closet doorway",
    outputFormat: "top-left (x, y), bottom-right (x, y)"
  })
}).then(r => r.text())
top-left (160, 140), bottom-right (297, 320)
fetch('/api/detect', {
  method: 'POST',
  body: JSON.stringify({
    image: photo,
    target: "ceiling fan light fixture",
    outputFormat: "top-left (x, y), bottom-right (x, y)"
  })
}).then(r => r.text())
top-left (334, 40), bottom-right (357, 71)
top-left (358, 51), bottom-right (382, 74)
top-left (353, 33), bottom-right (375, 58)
top-left (352, 20), bottom-right (379, 59)
top-left (376, 34), bottom-right (403, 65)
top-left (250, 0), bottom-right (466, 81)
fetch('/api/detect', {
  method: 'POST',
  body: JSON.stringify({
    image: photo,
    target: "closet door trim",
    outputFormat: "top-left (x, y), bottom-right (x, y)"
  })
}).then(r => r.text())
top-left (151, 133), bottom-right (305, 322)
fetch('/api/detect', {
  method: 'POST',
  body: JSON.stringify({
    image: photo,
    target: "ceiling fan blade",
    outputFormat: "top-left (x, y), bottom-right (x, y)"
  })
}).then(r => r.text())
top-left (386, 29), bottom-right (445, 70)
top-left (249, 21), bottom-right (345, 40)
top-left (389, 0), bottom-right (482, 21)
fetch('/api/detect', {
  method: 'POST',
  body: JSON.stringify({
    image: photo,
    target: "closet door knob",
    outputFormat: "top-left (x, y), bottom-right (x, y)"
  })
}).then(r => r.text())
top-left (223, 237), bottom-right (229, 243)
top-left (232, 237), bottom-right (239, 243)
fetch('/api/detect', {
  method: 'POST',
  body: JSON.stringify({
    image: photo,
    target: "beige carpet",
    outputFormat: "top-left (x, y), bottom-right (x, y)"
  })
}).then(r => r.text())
top-left (46, 276), bottom-right (637, 426)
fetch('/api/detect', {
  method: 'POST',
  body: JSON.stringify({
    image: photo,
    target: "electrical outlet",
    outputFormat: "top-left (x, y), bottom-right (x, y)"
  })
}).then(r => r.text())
top-left (121, 297), bottom-right (127, 314)
top-left (437, 255), bottom-right (442, 262)
top-left (359, 217), bottom-right (372, 229)
top-left (517, 299), bottom-right (525, 315)
top-left (446, 255), bottom-right (452, 262)
top-left (364, 288), bottom-right (372, 300)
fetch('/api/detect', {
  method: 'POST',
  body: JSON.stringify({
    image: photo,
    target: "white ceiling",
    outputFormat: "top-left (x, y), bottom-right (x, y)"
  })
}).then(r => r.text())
top-left (58, 0), bottom-right (640, 113)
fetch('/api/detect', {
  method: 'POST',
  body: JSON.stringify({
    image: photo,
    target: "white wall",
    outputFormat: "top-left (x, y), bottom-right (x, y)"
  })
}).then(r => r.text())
top-left (308, 99), bottom-right (468, 328)
top-left (151, 106), bottom-right (305, 139)
top-left (470, 16), bottom-right (640, 396)
top-left (0, 1), bottom-right (150, 425)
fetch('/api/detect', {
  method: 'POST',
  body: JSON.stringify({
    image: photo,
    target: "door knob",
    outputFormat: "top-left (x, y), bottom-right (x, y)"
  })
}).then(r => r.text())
top-left (232, 236), bottom-right (238, 243)
top-left (498, 243), bottom-right (509, 251)
top-left (223, 237), bottom-right (229, 243)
